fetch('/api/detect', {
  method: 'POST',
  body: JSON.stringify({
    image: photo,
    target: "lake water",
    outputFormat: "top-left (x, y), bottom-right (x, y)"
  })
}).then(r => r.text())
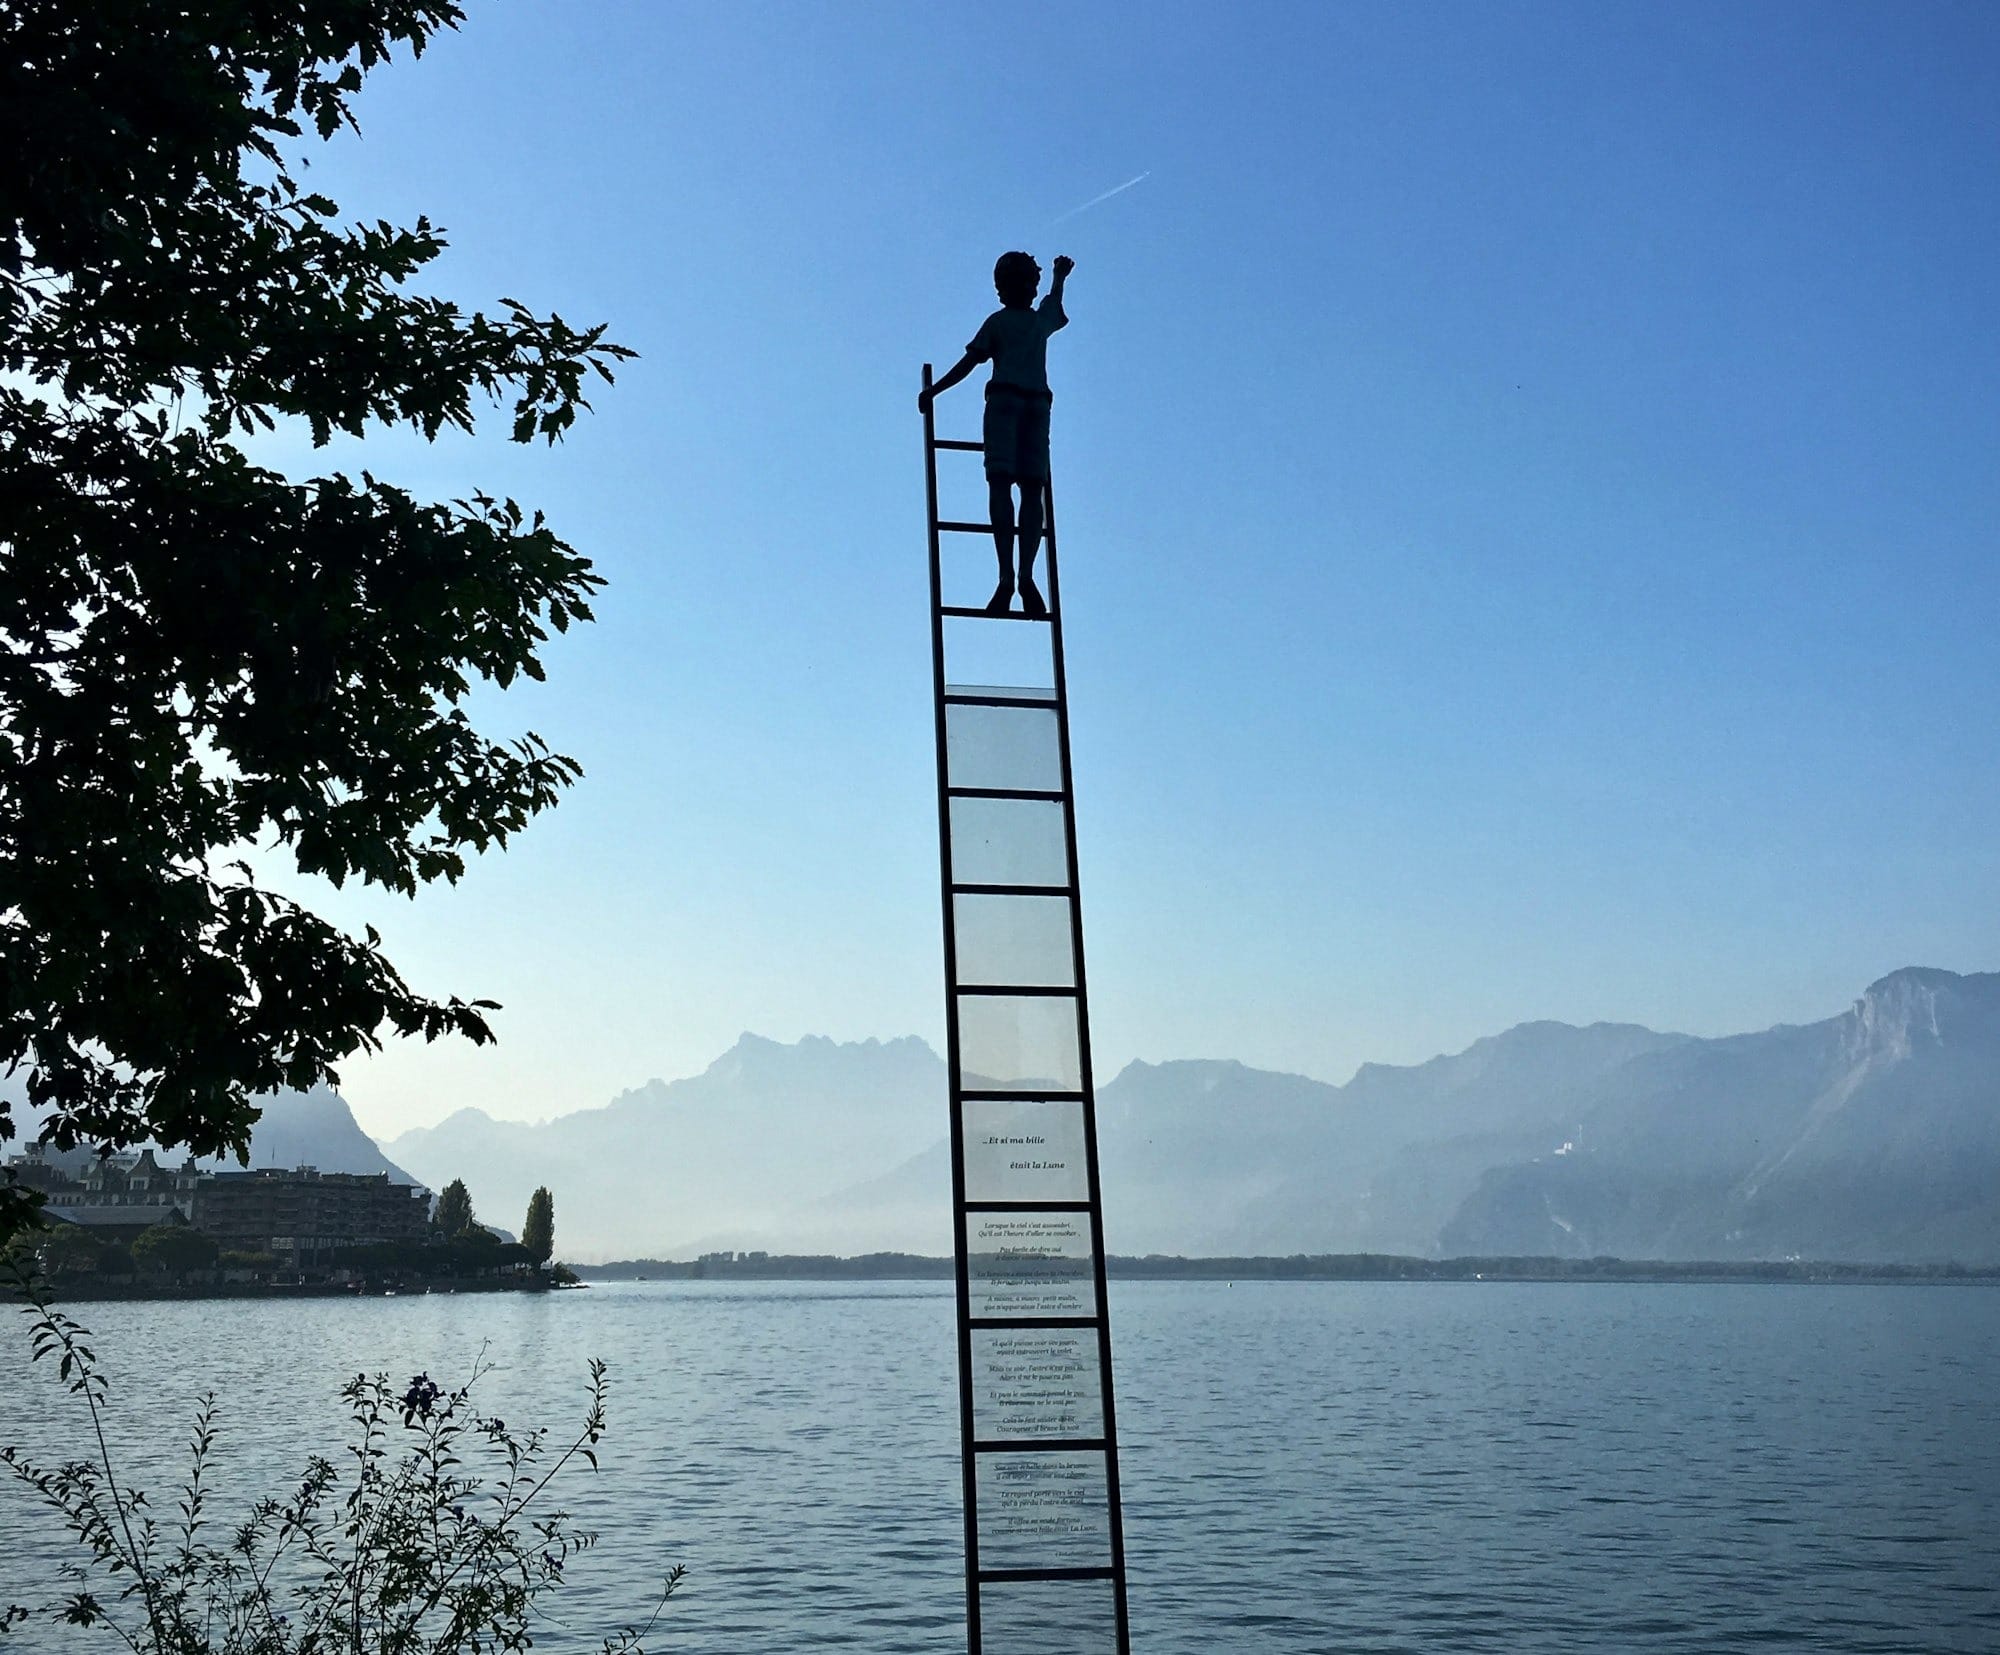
top-left (3, 1280), bottom-right (1997, 1652)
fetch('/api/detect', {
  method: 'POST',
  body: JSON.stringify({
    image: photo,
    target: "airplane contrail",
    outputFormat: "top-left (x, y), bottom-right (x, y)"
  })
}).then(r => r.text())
top-left (1049, 171), bottom-right (1151, 226)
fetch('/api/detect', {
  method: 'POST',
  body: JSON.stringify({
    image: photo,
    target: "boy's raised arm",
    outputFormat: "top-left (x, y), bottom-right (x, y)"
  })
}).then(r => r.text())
top-left (1041, 254), bottom-right (1073, 329)
top-left (919, 350), bottom-right (980, 412)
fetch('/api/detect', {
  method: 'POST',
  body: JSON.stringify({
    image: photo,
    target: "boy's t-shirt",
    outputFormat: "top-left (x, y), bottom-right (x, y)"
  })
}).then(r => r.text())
top-left (967, 294), bottom-right (1068, 393)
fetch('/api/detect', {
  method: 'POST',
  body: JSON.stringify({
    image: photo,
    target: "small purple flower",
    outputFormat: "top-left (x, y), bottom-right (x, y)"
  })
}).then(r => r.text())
top-left (400, 1373), bottom-right (442, 1426)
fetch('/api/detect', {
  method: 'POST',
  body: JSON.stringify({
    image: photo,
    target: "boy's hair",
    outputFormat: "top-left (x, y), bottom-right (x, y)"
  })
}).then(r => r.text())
top-left (993, 250), bottom-right (1040, 306)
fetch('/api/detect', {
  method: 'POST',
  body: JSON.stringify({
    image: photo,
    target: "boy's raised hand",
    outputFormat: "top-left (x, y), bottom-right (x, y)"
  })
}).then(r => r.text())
top-left (1053, 255), bottom-right (1075, 279)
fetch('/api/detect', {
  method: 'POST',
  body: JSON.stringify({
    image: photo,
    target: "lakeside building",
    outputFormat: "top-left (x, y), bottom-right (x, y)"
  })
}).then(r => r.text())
top-left (13, 1146), bottom-right (196, 1239)
top-left (13, 1144), bottom-right (204, 1207)
top-left (5, 1149), bottom-right (430, 1264)
top-left (46, 1204), bottom-right (189, 1246)
top-left (194, 1168), bottom-right (430, 1265)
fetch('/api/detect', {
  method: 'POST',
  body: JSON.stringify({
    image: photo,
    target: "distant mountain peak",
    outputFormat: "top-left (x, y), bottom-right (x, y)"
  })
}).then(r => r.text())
top-left (1470, 1017), bottom-right (1683, 1055)
top-left (1858, 965), bottom-right (1976, 1005)
top-left (710, 1031), bottom-right (935, 1069)
top-left (435, 1106), bottom-right (500, 1130)
top-left (1846, 966), bottom-right (1996, 1062)
top-left (205, 1085), bottom-right (420, 1185)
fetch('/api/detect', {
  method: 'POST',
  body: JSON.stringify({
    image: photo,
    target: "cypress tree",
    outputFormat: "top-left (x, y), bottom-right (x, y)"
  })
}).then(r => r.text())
top-left (521, 1187), bottom-right (555, 1265)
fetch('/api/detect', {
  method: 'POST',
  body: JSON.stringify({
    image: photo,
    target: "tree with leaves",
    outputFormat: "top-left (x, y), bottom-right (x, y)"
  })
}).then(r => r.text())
top-left (431, 1177), bottom-right (475, 1239)
top-left (29, 1220), bottom-right (106, 1278)
top-left (521, 1185), bottom-right (554, 1265)
top-left (130, 1221), bottom-right (219, 1279)
top-left (0, 1), bottom-right (631, 1244)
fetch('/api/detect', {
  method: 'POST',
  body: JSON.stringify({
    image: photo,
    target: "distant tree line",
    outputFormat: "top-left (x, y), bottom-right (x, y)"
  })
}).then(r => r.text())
top-left (584, 1253), bottom-right (955, 1282)
top-left (1098, 1254), bottom-right (2000, 1283)
top-left (575, 1252), bottom-right (2000, 1284)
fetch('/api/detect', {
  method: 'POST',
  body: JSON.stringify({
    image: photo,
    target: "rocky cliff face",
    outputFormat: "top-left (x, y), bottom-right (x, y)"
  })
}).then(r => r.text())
top-left (1440, 969), bottom-right (2000, 1261)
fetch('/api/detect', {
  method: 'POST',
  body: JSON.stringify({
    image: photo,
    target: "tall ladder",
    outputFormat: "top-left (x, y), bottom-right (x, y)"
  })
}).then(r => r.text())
top-left (921, 364), bottom-right (1132, 1654)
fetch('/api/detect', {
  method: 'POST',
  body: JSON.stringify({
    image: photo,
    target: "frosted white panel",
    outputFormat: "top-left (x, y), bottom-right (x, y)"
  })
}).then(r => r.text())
top-left (978, 1581), bottom-right (1119, 1651)
top-left (949, 796), bottom-right (1068, 888)
top-left (973, 1327), bottom-right (1103, 1441)
top-left (958, 994), bottom-right (1082, 1092)
top-left (954, 894), bottom-right (1075, 988)
top-left (946, 703), bottom-right (1062, 793)
top-left (968, 1212), bottom-right (1096, 1320)
top-left (944, 613), bottom-right (1054, 694)
top-left (975, 1451), bottom-right (1112, 1571)
top-left (962, 1100), bottom-right (1090, 1203)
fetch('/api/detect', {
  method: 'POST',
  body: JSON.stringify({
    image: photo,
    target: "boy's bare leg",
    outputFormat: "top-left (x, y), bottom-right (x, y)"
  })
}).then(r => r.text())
top-left (1016, 482), bottom-right (1046, 616)
top-left (986, 478), bottom-right (1017, 613)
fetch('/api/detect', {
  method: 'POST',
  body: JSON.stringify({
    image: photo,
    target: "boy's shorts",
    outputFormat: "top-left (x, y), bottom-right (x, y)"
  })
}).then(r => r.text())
top-left (983, 382), bottom-right (1053, 482)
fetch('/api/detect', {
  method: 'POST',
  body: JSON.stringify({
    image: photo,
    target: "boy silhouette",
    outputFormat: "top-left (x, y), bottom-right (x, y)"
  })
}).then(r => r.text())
top-left (920, 251), bottom-right (1073, 615)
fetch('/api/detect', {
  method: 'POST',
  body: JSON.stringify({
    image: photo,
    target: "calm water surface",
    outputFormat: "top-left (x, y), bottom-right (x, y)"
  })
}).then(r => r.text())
top-left (3, 1280), bottom-right (1997, 1652)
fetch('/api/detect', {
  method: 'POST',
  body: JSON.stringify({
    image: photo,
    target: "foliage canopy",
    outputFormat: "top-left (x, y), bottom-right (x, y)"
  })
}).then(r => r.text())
top-left (0, 0), bottom-right (631, 1240)
top-left (521, 1185), bottom-right (553, 1264)
top-left (14, 1218), bottom-right (105, 1276)
top-left (432, 1177), bottom-right (475, 1238)
top-left (130, 1220), bottom-right (218, 1276)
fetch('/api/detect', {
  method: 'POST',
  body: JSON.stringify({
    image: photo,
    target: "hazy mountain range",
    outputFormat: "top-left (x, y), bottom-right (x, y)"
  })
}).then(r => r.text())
top-left (369, 966), bottom-right (2000, 1266)
top-left (6, 1082), bottom-right (418, 1187)
top-left (12, 968), bottom-right (1997, 1265)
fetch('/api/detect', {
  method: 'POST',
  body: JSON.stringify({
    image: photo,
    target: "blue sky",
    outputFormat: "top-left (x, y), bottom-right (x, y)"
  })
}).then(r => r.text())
top-left (255, 2), bottom-right (2000, 1136)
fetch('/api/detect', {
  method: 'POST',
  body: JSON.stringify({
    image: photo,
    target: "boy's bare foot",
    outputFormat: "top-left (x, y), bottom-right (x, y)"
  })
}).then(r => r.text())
top-left (1018, 578), bottom-right (1046, 618)
top-left (985, 578), bottom-right (1015, 614)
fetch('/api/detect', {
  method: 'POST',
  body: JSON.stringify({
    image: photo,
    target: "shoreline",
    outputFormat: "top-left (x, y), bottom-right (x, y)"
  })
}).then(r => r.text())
top-left (16, 1275), bottom-right (553, 1303)
top-left (574, 1252), bottom-right (2000, 1286)
top-left (22, 1257), bottom-right (1998, 1302)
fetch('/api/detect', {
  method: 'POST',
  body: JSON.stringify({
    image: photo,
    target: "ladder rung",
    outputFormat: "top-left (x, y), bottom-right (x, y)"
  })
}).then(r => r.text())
top-left (934, 439), bottom-right (984, 452)
top-left (958, 1089), bottom-right (1087, 1103)
top-left (946, 787), bottom-right (1064, 802)
top-left (950, 883), bottom-right (1075, 897)
top-left (937, 519), bottom-right (994, 534)
top-left (964, 1200), bottom-right (1093, 1213)
top-left (956, 983), bottom-right (1076, 997)
top-left (938, 605), bottom-right (1053, 623)
top-left (967, 1315), bottom-right (1100, 1329)
top-left (977, 1566), bottom-right (1120, 1584)
top-left (943, 691), bottom-right (1056, 709)
top-left (973, 1437), bottom-right (1109, 1453)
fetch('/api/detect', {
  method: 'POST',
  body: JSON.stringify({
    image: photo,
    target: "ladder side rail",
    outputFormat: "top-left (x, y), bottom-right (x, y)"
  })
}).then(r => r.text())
top-left (922, 363), bottom-right (985, 1654)
top-left (1041, 476), bottom-right (1135, 1654)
